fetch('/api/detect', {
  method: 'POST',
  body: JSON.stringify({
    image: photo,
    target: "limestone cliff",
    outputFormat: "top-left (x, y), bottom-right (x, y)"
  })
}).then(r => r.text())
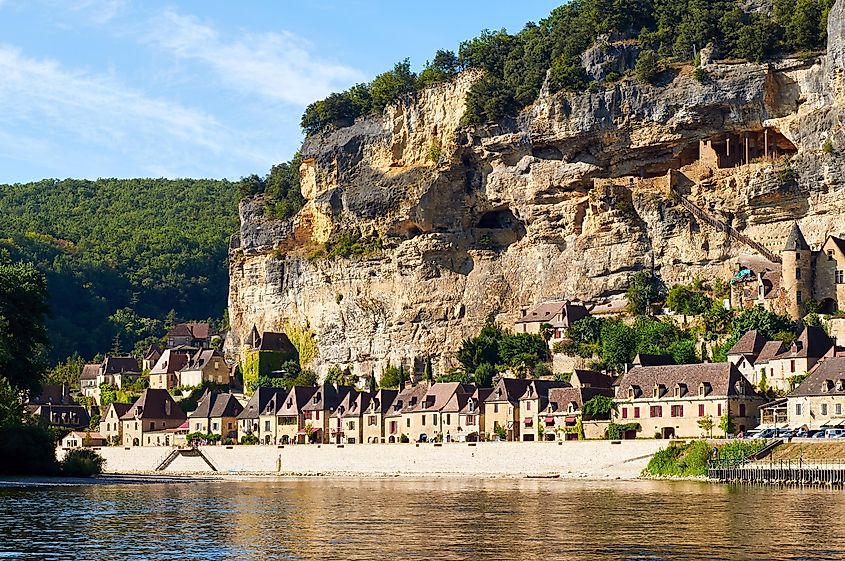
top-left (228, 2), bottom-right (845, 379)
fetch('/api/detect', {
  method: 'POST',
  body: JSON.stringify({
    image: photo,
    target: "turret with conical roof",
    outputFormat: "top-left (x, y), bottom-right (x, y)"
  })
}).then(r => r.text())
top-left (781, 222), bottom-right (813, 320)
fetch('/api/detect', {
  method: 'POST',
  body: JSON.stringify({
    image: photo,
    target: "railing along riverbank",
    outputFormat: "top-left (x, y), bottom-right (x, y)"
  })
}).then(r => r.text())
top-left (708, 439), bottom-right (845, 486)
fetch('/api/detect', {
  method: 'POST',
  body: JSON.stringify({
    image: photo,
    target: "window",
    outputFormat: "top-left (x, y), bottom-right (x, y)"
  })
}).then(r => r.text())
top-left (837, 404), bottom-right (842, 416)
top-left (526, 402), bottom-right (531, 411)
top-left (837, 270), bottom-right (844, 284)
top-left (465, 415), bottom-right (476, 426)
top-left (212, 422), bottom-right (219, 431)
top-left (829, 249), bottom-right (835, 260)
top-left (739, 404), bottom-right (746, 417)
top-left (797, 291), bottom-right (803, 304)
top-left (634, 407), bottom-right (640, 419)
top-left (493, 404), bottom-right (499, 414)
top-left (368, 415), bottom-right (377, 426)
top-left (790, 360), bottom-right (796, 373)
top-left (795, 268), bottom-right (801, 280)
top-left (621, 408), bottom-right (628, 419)
top-left (445, 414), bottom-right (451, 425)
top-left (303, 411), bottom-right (312, 420)
top-left (150, 421), bottom-right (156, 430)
top-left (698, 404), bottom-right (705, 417)
top-left (431, 414), bottom-right (437, 425)
top-left (406, 418), bottom-right (410, 428)
top-left (670, 405), bottom-right (683, 418)
top-left (796, 252), bottom-right (801, 260)
top-left (822, 403), bottom-right (829, 416)
top-left (795, 403), bottom-right (803, 416)
top-left (717, 404), bottom-right (722, 417)
top-left (422, 415), bottom-right (426, 426)
top-left (265, 420), bottom-right (270, 431)
top-left (650, 406), bottom-right (662, 418)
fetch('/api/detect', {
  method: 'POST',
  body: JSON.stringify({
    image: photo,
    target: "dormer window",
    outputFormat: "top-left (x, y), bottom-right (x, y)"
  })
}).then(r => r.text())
top-left (496, 389), bottom-right (502, 399)
top-left (287, 399), bottom-right (292, 408)
top-left (567, 402), bottom-right (578, 413)
top-left (838, 380), bottom-right (845, 391)
top-left (653, 384), bottom-right (665, 398)
top-left (699, 382), bottom-right (711, 397)
top-left (674, 384), bottom-right (687, 398)
top-left (735, 380), bottom-right (745, 394)
top-left (628, 385), bottom-right (640, 399)
top-left (823, 380), bottom-right (834, 393)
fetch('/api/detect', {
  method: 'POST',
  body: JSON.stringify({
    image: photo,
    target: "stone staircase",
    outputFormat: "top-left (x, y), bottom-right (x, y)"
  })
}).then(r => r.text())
top-left (155, 448), bottom-right (218, 472)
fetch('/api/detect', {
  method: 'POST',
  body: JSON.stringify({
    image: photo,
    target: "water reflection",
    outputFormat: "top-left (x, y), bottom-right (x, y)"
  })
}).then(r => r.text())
top-left (1, 478), bottom-right (843, 560)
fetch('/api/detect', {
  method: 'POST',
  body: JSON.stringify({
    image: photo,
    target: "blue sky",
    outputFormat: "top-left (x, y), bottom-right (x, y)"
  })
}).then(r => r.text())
top-left (0, 1), bottom-right (562, 183)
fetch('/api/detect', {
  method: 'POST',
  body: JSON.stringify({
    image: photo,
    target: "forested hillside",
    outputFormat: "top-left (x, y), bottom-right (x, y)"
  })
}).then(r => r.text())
top-left (0, 178), bottom-right (239, 362)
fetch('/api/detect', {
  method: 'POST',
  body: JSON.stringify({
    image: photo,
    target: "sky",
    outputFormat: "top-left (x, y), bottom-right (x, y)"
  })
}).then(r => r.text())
top-left (0, 1), bottom-right (562, 183)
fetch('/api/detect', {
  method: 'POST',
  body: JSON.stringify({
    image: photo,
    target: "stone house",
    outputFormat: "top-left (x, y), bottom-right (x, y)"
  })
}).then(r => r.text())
top-left (456, 388), bottom-right (491, 442)
top-left (149, 349), bottom-right (193, 390)
top-left (613, 363), bottom-right (765, 438)
top-left (384, 384), bottom-right (428, 443)
top-left (361, 389), bottom-right (398, 444)
top-left (302, 383), bottom-right (354, 444)
top-left (99, 402), bottom-right (132, 443)
top-left (120, 388), bottom-right (187, 447)
top-left (79, 363), bottom-right (100, 400)
top-left (166, 322), bottom-right (211, 348)
top-left (515, 300), bottom-right (589, 346)
top-left (543, 386), bottom-right (615, 441)
top-left (178, 349), bottom-right (230, 388)
top-left (238, 387), bottom-right (288, 444)
top-left (787, 357), bottom-right (845, 430)
top-left (60, 431), bottom-right (106, 449)
top-left (332, 391), bottom-right (370, 444)
top-left (403, 382), bottom-right (474, 443)
top-left (27, 384), bottom-right (90, 429)
top-left (483, 378), bottom-right (531, 441)
top-left (141, 344), bottom-right (162, 371)
top-left (188, 391), bottom-right (244, 439)
top-left (729, 326), bottom-right (834, 392)
top-left (274, 386), bottom-right (318, 444)
top-left (518, 380), bottom-right (572, 441)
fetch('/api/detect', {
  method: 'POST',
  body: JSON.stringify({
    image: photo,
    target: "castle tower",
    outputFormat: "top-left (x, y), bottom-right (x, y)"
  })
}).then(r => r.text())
top-left (781, 222), bottom-right (813, 319)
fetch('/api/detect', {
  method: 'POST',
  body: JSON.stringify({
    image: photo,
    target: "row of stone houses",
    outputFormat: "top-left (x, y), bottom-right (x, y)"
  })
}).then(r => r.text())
top-left (760, 356), bottom-right (845, 431)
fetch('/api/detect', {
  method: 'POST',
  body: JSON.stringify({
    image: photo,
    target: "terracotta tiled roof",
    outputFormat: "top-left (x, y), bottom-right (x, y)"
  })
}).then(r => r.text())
top-left (104, 403), bottom-right (132, 418)
top-left (544, 386), bottom-right (614, 414)
top-left (102, 356), bottom-right (139, 374)
top-left (385, 384), bottom-right (429, 417)
top-left (515, 301), bottom-right (588, 326)
top-left (167, 322), bottom-right (210, 340)
top-left (632, 354), bottom-right (675, 367)
top-left (487, 378), bottom-right (531, 404)
top-left (414, 382), bottom-right (474, 413)
top-left (755, 341), bottom-right (787, 364)
top-left (367, 389), bottom-right (399, 415)
top-left (571, 370), bottom-right (615, 388)
top-left (276, 386), bottom-right (318, 417)
top-left (302, 383), bottom-right (353, 413)
top-left (788, 326), bottom-right (834, 359)
top-left (614, 363), bottom-right (757, 399)
top-left (790, 357), bottom-right (845, 397)
top-left (150, 349), bottom-right (192, 374)
top-left (189, 391), bottom-right (244, 419)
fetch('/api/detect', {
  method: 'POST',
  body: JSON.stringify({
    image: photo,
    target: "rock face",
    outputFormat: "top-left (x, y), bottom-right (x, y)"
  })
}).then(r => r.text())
top-left (228, 2), bottom-right (845, 379)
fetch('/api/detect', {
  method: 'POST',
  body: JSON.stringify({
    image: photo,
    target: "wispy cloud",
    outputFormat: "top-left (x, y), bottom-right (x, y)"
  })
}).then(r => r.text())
top-left (0, 45), bottom-right (263, 178)
top-left (143, 9), bottom-right (365, 106)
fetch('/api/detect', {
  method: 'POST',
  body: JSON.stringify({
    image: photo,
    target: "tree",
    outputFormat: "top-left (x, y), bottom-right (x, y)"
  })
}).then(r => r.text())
top-left (379, 364), bottom-right (403, 390)
top-left (368, 370), bottom-right (377, 393)
top-left (424, 357), bottom-right (433, 384)
top-left (44, 354), bottom-right (85, 389)
top-left (720, 410), bottom-right (736, 436)
top-left (600, 320), bottom-right (637, 372)
top-left (370, 59), bottom-right (417, 112)
top-left (697, 415), bottom-right (715, 438)
top-left (634, 49), bottom-right (659, 83)
top-left (418, 49), bottom-right (460, 88)
top-left (626, 270), bottom-right (663, 316)
top-left (0, 260), bottom-right (50, 395)
top-left (666, 283), bottom-right (712, 316)
top-left (582, 395), bottom-right (617, 420)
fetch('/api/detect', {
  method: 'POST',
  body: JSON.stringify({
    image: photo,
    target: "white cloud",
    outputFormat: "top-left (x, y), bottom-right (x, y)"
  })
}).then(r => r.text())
top-left (0, 45), bottom-right (266, 178)
top-left (144, 9), bottom-right (365, 106)
top-left (64, 0), bottom-right (128, 24)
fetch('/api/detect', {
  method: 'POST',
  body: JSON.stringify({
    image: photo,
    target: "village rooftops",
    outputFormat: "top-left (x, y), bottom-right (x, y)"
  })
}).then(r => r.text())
top-left (543, 386), bottom-right (614, 415)
top-left (80, 363), bottom-right (100, 382)
top-left (755, 340), bottom-right (787, 363)
top-left (727, 330), bottom-right (768, 358)
top-left (615, 363), bottom-right (757, 400)
top-left (29, 384), bottom-right (74, 405)
top-left (302, 383), bottom-right (354, 413)
top-left (182, 348), bottom-right (225, 370)
top-left (632, 354), bottom-right (675, 367)
top-left (787, 326), bottom-right (834, 359)
top-left (334, 391), bottom-right (371, 418)
top-left (239, 387), bottom-right (288, 420)
top-left (101, 355), bottom-right (139, 374)
top-left (570, 370), bottom-right (615, 388)
top-left (246, 326), bottom-right (298, 355)
top-left (120, 389), bottom-right (186, 422)
top-left (588, 298), bottom-right (629, 316)
top-left (167, 322), bottom-right (211, 341)
top-left (367, 389), bottom-right (399, 415)
top-left (789, 357), bottom-right (845, 398)
top-left (385, 384), bottom-right (429, 417)
top-left (487, 378), bottom-right (532, 404)
top-left (783, 222), bottom-right (811, 251)
top-left (414, 382), bottom-right (474, 413)
top-left (515, 300), bottom-right (588, 327)
top-left (189, 391), bottom-right (244, 419)
top-left (103, 402), bottom-right (132, 419)
top-left (150, 348), bottom-right (192, 374)
top-left (276, 386), bottom-right (318, 417)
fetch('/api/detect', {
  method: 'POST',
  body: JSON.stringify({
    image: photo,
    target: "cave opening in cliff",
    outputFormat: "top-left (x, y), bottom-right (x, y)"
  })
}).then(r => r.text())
top-left (698, 129), bottom-right (797, 169)
top-left (476, 207), bottom-right (526, 247)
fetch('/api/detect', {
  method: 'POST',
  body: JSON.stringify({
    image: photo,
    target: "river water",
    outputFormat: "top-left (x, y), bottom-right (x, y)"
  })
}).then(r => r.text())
top-left (1, 477), bottom-right (842, 560)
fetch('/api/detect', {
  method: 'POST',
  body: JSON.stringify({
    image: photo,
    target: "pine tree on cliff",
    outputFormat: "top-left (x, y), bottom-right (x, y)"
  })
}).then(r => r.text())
top-left (424, 357), bottom-right (433, 384)
top-left (368, 370), bottom-right (376, 393)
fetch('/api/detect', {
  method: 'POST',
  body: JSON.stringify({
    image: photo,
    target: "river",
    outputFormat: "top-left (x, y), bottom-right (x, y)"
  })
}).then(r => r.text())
top-left (0, 477), bottom-right (842, 560)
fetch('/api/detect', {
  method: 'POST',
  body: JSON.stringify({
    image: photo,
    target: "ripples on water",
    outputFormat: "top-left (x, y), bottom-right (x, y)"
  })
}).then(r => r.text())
top-left (0, 478), bottom-right (843, 561)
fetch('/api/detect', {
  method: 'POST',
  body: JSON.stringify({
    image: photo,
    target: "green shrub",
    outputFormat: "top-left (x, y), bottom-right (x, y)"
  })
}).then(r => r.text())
top-left (399, 434), bottom-right (410, 443)
top-left (240, 434), bottom-right (259, 445)
top-left (634, 50), bottom-right (659, 83)
top-left (822, 140), bottom-right (834, 154)
top-left (692, 67), bottom-right (707, 82)
top-left (0, 424), bottom-right (59, 475)
top-left (61, 448), bottom-right (104, 477)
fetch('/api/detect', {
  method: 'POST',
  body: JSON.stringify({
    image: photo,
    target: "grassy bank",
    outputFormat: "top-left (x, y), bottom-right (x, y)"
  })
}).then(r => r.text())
top-left (644, 440), bottom-right (767, 477)
top-left (770, 442), bottom-right (845, 461)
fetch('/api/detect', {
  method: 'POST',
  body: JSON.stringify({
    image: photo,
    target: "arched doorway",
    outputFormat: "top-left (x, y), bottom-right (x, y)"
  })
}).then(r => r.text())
top-left (132, 438), bottom-right (139, 446)
top-left (264, 434), bottom-right (271, 445)
top-left (820, 298), bottom-right (837, 314)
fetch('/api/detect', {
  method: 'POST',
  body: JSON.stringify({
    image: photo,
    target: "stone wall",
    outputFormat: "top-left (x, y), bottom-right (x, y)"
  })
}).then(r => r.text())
top-left (72, 440), bottom-right (666, 478)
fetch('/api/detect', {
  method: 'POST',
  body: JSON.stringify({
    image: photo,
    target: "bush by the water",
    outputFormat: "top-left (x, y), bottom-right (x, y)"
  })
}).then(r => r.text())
top-left (0, 424), bottom-right (59, 475)
top-left (61, 448), bottom-right (105, 477)
top-left (645, 440), bottom-right (767, 477)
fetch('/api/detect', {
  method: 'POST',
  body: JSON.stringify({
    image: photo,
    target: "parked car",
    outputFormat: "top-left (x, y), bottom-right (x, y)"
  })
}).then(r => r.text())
top-left (750, 429), bottom-right (775, 439)
top-left (793, 429), bottom-right (817, 438)
top-left (812, 428), bottom-right (845, 439)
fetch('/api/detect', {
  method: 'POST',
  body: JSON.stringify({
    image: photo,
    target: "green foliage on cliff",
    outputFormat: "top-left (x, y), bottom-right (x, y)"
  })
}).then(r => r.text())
top-left (301, 0), bottom-right (834, 134)
top-left (456, 324), bottom-right (550, 382)
top-left (0, 178), bottom-right (238, 362)
top-left (308, 231), bottom-right (383, 261)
